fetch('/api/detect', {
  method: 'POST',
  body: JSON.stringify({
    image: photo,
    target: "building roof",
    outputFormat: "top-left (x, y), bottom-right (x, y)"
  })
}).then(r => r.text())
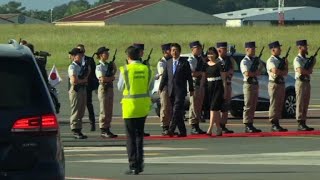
top-left (0, 14), bottom-right (20, 20)
top-left (214, 6), bottom-right (320, 21)
top-left (55, 0), bottom-right (223, 25)
top-left (57, 0), bottom-right (161, 22)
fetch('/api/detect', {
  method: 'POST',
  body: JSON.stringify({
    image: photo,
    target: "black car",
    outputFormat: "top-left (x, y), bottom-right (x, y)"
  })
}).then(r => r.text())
top-left (0, 40), bottom-right (65, 180)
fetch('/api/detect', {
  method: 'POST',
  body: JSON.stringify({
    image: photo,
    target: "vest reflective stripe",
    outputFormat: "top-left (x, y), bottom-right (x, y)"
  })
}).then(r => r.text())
top-left (123, 65), bottom-right (130, 92)
top-left (123, 93), bottom-right (150, 99)
top-left (119, 62), bottom-right (152, 118)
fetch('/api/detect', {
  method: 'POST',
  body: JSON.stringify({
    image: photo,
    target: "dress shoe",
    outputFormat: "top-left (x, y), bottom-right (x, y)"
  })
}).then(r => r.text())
top-left (206, 132), bottom-right (212, 136)
top-left (90, 123), bottom-right (96, 131)
top-left (124, 169), bottom-right (139, 175)
top-left (162, 129), bottom-right (170, 136)
top-left (143, 132), bottom-right (150, 137)
top-left (191, 124), bottom-right (206, 135)
top-left (245, 124), bottom-right (262, 133)
top-left (271, 124), bottom-right (288, 132)
top-left (73, 131), bottom-right (88, 139)
top-left (298, 123), bottom-right (314, 131)
top-left (101, 132), bottom-right (118, 138)
top-left (220, 124), bottom-right (234, 134)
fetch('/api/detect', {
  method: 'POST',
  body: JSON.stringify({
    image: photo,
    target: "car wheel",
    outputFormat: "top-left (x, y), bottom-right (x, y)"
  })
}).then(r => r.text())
top-left (282, 89), bottom-right (296, 118)
top-left (230, 108), bottom-right (243, 118)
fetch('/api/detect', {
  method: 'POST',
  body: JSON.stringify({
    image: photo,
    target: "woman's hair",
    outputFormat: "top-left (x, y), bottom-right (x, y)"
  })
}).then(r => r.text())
top-left (206, 46), bottom-right (218, 57)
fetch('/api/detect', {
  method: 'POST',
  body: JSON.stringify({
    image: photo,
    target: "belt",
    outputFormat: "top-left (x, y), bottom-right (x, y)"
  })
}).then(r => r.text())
top-left (207, 77), bottom-right (222, 82)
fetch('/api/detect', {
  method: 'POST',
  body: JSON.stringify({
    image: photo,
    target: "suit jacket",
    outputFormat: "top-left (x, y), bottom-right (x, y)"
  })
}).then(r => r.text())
top-left (159, 57), bottom-right (194, 97)
top-left (84, 55), bottom-right (99, 91)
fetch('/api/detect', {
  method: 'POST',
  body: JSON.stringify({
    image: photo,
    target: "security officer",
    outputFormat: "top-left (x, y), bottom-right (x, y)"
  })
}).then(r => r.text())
top-left (188, 41), bottom-right (206, 134)
top-left (157, 43), bottom-right (173, 135)
top-left (266, 41), bottom-right (288, 132)
top-left (293, 40), bottom-right (315, 131)
top-left (240, 41), bottom-right (262, 133)
top-left (95, 46), bottom-right (118, 138)
top-left (77, 44), bottom-right (99, 131)
top-left (133, 43), bottom-right (151, 137)
top-left (68, 48), bottom-right (89, 139)
top-left (217, 42), bottom-right (234, 134)
top-left (118, 46), bottom-right (152, 175)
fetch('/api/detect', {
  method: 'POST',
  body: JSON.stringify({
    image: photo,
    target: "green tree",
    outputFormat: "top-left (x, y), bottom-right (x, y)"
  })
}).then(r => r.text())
top-left (0, 1), bottom-right (25, 13)
top-left (93, 0), bottom-right (112, 7)
top-left (64, 0), bottom-right (91, 17)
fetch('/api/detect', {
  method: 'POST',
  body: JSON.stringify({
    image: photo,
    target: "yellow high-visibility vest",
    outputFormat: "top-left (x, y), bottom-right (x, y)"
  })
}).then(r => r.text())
top-left (119, 62), bottom-right (152, 118)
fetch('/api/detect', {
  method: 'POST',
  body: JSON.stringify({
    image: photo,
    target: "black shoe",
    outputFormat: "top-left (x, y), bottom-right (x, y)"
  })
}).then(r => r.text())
top-left (162, 129), bottom-right (170, 136)
top-left (245, 124), bottom-right (262, 133)
top-left (72, 130), bottom-right (88, 139)
top-left (271, 124), bottom-right (288, 132)
top-left (298, 124), bottom-right (314, 131)
top-left (125, 169), bottom-right (139, 175)
top-left (191, 124), bottom-right (206, 135)
top-left (90, 123), bottom-right (96, 132)
top-left (143, 132), bottom-right (150, 137)
top-left (221, 124), bottom-right (234, 134)
top-left (101, 128), bottom-right (118, 138)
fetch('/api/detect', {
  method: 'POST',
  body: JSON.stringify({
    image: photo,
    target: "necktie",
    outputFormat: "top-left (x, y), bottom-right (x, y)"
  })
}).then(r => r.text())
top-left (173, 60), bottom-right (178, 74)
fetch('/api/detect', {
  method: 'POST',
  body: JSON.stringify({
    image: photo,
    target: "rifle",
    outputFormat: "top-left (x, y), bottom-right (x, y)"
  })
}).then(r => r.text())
top-left (304, 47), bottom-right (320, 70)
top-left (278, 47), bottom-right (291, 70)
top-left (106, 49), bottom-right (117, 77)
top-left (250, 46), bottom-right (264, 72)
top-left (142, 48), bottom-right (153, 65)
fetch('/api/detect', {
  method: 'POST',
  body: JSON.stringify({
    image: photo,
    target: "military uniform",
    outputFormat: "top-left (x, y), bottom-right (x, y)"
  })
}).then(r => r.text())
top-left (95, 46), bottom-right (118, 138)
top-left (266, 41), bottom-right (288, 132)
top-left (293, 40), bottom-right (315, 131)
top-left (217, 42), bottom-right (234, 134)
top-left (68, 48), bottom-right (88, 139)
top-left (188, 41), bottom-right (206, 134)
top-left (240, 41), bottom-right (261, 133)
top-left (157, 43), bottom-right (172, 135)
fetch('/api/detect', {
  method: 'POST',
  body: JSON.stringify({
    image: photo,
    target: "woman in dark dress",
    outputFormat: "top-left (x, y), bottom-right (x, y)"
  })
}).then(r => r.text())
top-left (205, 47), bottom-right (224, 136)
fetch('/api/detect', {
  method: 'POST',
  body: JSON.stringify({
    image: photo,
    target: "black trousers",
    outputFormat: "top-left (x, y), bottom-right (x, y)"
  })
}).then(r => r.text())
top-left (86, 88), bottom-right (95, 124)
top-left (124, 117), bottom-right (146, 170)
top-left (169, 94), bottom-right (187, 134)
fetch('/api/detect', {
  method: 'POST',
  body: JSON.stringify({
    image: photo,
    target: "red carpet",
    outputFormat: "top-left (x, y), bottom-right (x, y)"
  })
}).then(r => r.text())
top-left (143, 130), bottom-right (320, 140)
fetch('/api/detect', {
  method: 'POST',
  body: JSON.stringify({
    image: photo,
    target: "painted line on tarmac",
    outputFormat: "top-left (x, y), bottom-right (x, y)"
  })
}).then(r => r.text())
top-left (65, 153), bottom-right (162, 157)
top-left (66, 177), bottom-right (115, 180)
top-left (64, 147), bottom-right (205, 152)
top-left (69, 150), bottom-right (320, 166)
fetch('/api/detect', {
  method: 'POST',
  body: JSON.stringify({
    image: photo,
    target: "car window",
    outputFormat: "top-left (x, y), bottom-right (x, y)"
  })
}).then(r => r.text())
top-left (259, 61), bottom-right (268, 75)
top-left (0, 57), bottom-right (50, 110)
top-left (231, 55), bottom-right (244, 72)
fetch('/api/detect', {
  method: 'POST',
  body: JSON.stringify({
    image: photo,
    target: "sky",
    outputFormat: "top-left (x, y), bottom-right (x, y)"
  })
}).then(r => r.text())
top-left (0, 0), bottom-right (99, 10)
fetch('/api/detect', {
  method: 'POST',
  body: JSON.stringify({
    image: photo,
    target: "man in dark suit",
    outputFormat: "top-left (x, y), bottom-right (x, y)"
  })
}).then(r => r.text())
top-left (77, 44), bottom-right (99, 131)
top-left (159, 43), bottom-right (194, 137)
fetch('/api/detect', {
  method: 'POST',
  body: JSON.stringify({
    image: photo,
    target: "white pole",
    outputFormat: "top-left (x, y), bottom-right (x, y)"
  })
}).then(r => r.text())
top-left (50, 9), bottom-right (53, 23)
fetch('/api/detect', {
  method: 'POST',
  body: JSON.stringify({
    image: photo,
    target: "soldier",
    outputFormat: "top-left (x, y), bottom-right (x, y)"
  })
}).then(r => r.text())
top-left (157, 43), bottom-right (173, 135)
top-left (77, 44), bottom-right (99, 131)
top-left (188, 41), bottom-right (206, 134)
top-left (240, 41), bottom-right (262, 133)
top-left (68, 48), bottom-right (89, 139)
top-left (293, 40), bottom-right (316, 131)
top-left (118, 46), bottom-right (153, 175)
top-left (133, 43), bottom-right (151, 137)
top-left (266, 41), bottom-right (288, 132)
top-left (217, 42), bottom-right (234, 134)
top-left (95, 46), bottom-right (118, 138)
